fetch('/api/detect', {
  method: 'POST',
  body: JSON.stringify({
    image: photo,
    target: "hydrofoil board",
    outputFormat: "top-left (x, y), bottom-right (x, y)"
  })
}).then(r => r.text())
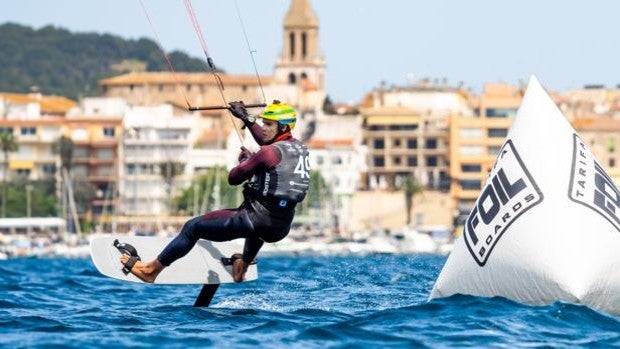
top-left (90, 236), bottom-right (258, 284)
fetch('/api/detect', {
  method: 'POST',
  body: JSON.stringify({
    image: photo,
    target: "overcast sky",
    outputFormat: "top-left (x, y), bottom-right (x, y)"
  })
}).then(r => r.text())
top-left (2, 0), bottom-right (620, 103)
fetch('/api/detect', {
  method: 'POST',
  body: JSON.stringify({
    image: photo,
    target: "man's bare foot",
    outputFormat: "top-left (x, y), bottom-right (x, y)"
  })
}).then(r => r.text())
top-left (232, 257), bottom-right (250, 283)
top-left (120, 255), bottom-right (165, 283)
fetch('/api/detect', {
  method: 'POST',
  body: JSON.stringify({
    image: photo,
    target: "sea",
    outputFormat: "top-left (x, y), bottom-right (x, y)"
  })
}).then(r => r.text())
top-left (1, 254), bottom-right (619, 348)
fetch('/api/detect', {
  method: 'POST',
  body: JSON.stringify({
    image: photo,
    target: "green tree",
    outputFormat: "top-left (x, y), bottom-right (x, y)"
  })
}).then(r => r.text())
top-left (5, 178), bottom-right (57, 217)
top-left (53, 136), bottom-right (74, 171)
top-left (52, 136), bottom-right (77, 232)
top-left (322, 95), bottom-right (335, 114)
top-left (175, 166), bottom-right (240, 215)
top-left (0, 132), bottom-right (18, 217)
top-left (297, 170), bottom-right (329, 216)
top-left (401, 175), bottom-right (424, 225)
top-left (0, 23), bottom-right (214, 99)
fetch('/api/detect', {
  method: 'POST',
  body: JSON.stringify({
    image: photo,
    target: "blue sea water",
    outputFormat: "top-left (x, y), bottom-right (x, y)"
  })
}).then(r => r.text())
top-left (1, 254), bottom-right (619, 348)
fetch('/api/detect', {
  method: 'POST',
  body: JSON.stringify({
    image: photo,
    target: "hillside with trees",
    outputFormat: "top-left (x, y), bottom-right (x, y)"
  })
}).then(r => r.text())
top-left (0, 23), bottom-right (212, 99)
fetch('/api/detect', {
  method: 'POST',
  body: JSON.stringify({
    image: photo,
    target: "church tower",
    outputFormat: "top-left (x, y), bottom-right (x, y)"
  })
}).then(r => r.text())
top-left (274, 0), bottom-right (326, 92)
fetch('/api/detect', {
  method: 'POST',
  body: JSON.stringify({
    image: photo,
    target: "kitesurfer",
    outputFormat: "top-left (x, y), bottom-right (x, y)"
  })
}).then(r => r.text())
top-left (120, 100), bottom-right (310, 283)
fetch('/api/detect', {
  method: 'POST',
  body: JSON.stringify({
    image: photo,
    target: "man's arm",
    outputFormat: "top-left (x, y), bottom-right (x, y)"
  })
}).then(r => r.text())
top-left (246, 122), bottom-right (266, 145)
top-left (243, 236), bottom-right (264, 264)
top-left (228, 101), bottom-right (266, 145)
top-left (228, 145), bottom-right (281, 185)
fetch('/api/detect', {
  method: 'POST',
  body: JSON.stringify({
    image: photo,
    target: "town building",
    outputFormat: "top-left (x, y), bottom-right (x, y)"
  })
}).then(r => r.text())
top-left (449, 82), bottom-right (522, 223)
top-left (359, 82), bottom-right (472, 191)
top-left (305, 112), bottom-right (367, 234)
top-left (0, 93), bottom-right (73, 182)
top-left (118, 104), bottom-right (198, 232)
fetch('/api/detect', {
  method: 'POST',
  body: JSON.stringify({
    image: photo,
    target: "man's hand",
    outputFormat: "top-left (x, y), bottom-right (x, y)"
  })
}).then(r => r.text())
top-left (228, 101), bottom-right (250, 122)
top-left (238, 146), bottom-right (253, 163)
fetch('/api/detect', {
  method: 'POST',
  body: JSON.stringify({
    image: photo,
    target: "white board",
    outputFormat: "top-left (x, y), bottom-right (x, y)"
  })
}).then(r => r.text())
top-left (90, 236), bottom-right (258, 284)
top-left (430, 76), bottom-right (620, 316)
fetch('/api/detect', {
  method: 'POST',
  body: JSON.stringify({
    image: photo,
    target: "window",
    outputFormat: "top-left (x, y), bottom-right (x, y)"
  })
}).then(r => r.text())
top-left (97, 148), bottom-right (114, 160)
top-left (332, 156), bottom-right (343, 165)
top-left (21, 127), bottom-right (36, 135)
top-left (488, 128), bottom-right (508, 138)
top-left (393, 139), bottom-right (401, 147)
top-left (127, 164), bottom-right (136, 175)
top-left (425, 138), bottom-right (438, 149)
top-left (0, 127), bottom-right (13, 134)
top-left (42, 164), bottom-right (56, 175)
top-left (460, 179), bottom-right (481, 190)
top-left (103, 127), bottom-right (115, 137)
top-left (610, 158), bottom-right (616, 168)
top-left (389, 124), bottom-right (418, 131)
top-left (407, 156), bottom-right (417, 166)
top-left (426, 156), bottom-right (438, 167)
top-left (461, 164), bottom-right (482, 173)
top-left (460, 146), bottom-right (484, 156)
top-left (316, 156), bottom-right (324, 165)
top-left (488, 146), bottom-right (502, 155)
top-left (373, 156), bottom-right (384, 167)
top-left (393, 157), bottom-right (401, 165)
top-left (407, 138), bottom-right (417, 149)
top-left (301, 32), bottom-right (307, 58)
top-left (368, 125), bottom-right (386, 131)
top-left (460, 128), bottom-right (483, 138)
top-left (16, 169), bottom-right (31, 177)
top-left (374, 138), bottom-right (385, 149)
top-left (486, 108), bottom-right (517, 118)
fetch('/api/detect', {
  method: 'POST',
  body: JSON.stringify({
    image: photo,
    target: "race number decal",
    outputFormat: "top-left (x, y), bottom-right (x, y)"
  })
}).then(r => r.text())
top-left (294, 155), bottom-right (310, 179)
top-left (464, 140), bottom-right (543, 266)
top-left (569, 134), bottom-right (620, 232)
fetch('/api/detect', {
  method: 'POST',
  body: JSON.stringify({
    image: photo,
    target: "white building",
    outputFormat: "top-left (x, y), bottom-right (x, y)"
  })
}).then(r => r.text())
top-left (120, 104), bottom-right (198, 217)
top-left (306, 112), bottom-right (368, 234)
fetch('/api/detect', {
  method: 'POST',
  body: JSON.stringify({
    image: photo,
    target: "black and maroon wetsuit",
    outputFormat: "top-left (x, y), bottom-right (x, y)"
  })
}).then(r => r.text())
top-left (157, 122), bottom-right (310, 265)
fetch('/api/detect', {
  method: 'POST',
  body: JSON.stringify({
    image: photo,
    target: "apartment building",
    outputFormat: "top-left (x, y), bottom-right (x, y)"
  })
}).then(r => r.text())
top-left (99, 72), bottom-right (268, 109)
top-left (306, 113), bottom-right (367, 233)
top-left (449, 82), bottom-right (522, 222)
top-left (360, 84), bottom-right (472, 191)
top-left (0, 93), bottom-right (75, 182)
top-left (119, 104), bottom-right (197, 230)
top-left (572, 117), bottom-right (620, 185)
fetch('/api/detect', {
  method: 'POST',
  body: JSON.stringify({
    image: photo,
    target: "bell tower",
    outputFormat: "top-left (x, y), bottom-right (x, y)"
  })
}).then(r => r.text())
top-left (274, 0), bottom-right (325, 92)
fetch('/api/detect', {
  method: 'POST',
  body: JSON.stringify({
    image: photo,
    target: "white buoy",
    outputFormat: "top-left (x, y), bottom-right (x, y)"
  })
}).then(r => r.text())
top-left (430, 76), bottom-right (620, 316)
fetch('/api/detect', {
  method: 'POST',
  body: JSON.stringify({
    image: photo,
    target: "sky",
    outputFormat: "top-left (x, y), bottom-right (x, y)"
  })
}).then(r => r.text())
top-left (2, 0), bottom-right (620, 103)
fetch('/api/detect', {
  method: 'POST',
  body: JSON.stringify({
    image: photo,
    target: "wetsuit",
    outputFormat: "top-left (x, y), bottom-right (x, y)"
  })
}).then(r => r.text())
top-left (157, 123), bottom-right (310, 265)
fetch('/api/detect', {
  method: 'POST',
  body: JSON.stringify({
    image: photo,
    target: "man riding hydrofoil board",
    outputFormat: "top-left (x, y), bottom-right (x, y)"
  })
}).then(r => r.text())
top-left (120, 100), bottom-right (310, 283)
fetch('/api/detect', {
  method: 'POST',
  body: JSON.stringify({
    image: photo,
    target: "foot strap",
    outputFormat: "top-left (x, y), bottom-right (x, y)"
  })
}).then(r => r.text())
top-left (221, 253), bottom-right (257, 266)
top-left (122, 255), bottom-right (140, 275)
top-left (113, 239), bottom-right (142, 275)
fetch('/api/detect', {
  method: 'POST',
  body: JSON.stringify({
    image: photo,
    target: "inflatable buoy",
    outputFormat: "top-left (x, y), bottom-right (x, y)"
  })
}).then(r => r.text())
top-left (430, 76), bottom-right (620, 315)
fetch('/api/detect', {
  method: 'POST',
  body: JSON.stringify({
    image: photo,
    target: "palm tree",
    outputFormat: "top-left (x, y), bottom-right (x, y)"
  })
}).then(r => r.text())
top-left (52, 136), bottom-right (80, 235)
top-left (0, 132), bottom-right (18, 217)
top-left (401, 175), bottom-right (424, 226)
top-left (52, 136), bottom-right (74, 172)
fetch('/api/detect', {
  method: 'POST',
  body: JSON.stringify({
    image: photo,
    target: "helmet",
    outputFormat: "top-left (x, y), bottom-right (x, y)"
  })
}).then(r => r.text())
top-left (261, 100), bottom-right (297, 130)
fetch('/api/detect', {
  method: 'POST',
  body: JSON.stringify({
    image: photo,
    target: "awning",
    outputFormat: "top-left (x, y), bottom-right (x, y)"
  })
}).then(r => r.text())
top-left (9, 160), bottom-right (34, 170)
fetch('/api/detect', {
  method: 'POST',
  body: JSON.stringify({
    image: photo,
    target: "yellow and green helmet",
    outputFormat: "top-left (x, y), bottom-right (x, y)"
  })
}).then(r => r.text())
top-left (261, 100), bottom-right (297, 130)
